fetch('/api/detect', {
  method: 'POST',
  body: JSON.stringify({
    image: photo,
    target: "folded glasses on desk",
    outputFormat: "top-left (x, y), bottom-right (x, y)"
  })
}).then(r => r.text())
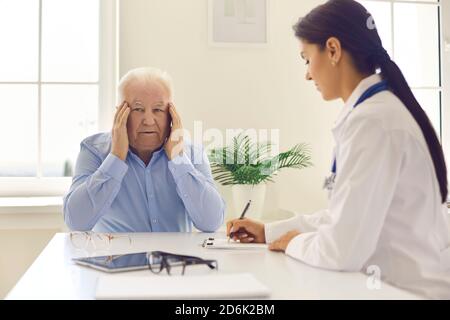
top-left (147, 251), bottom-right (218, 276)
top-left (70, 231), bottom-right (132, 250)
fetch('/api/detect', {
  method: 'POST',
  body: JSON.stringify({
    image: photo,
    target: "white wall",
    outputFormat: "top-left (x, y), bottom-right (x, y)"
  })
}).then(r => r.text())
top-left (119, 0), bottom-right (340, 219)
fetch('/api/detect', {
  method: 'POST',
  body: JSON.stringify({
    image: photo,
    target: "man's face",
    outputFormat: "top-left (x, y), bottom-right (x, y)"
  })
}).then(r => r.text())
top-left (124, 80), bottom-right (171, 154)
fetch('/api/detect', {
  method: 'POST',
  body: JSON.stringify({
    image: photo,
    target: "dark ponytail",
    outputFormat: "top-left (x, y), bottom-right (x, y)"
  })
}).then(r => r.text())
top-left (294, 0), bottom-right (448, 203)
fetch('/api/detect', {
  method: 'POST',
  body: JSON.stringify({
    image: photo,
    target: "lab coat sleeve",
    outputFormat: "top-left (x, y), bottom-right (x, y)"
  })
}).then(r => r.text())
top-left (63, 145), bottom-right (128, 231)
top-left (264, 209), bottom-right (332, 243)
top-left (284, 118), bottom-right (404, 271)
top-left (168, 148), bottom-right (225, 232)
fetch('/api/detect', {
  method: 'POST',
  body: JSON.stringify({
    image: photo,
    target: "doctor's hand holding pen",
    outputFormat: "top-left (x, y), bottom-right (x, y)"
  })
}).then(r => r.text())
top-left (226, 218), bottom-right (266, 243)
top-left (226, 218), bottom-right (301, 252)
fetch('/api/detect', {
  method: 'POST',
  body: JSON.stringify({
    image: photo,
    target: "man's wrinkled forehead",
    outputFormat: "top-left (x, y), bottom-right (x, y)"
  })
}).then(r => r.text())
top-left (131, 99), bottom-right (166, 108)
top-left (123, 80), bottom-right (171, 101)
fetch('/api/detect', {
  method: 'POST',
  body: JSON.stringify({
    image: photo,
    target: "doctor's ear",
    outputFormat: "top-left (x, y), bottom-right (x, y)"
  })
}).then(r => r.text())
top-left (325, 37), bottom-right (342, 66)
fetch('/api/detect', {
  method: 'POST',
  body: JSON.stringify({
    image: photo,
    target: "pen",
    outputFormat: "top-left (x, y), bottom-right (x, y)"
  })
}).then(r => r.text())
top-left (229, 200), bottom-right (252, 241)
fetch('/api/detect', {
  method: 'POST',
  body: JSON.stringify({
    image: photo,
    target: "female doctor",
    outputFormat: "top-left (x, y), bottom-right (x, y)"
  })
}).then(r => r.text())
top-left (227, 0), bottom-right (450, 298)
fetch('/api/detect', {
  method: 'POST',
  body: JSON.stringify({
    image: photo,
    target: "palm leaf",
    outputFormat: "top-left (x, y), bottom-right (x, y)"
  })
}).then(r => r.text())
top-left (208, 135), bottom-right (312, 185)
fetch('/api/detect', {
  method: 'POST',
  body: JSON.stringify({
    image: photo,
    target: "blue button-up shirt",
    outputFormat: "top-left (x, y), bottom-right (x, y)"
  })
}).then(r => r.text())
top-left (63, 133), bottom-right (225, 232)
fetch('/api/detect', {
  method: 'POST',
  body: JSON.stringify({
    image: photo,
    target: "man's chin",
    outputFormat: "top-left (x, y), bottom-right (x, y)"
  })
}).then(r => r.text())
top-left (132, 140), bottom-right (164, 153)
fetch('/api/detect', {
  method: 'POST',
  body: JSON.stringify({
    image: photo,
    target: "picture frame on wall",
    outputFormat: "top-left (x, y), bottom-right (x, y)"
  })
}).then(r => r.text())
top-left (208, 0), bottom-right (269, 47)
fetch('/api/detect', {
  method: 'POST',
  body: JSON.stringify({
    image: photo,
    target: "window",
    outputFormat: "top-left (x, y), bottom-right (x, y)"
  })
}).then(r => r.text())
top-left (357, 0), bottom-right (443, 137)
top-left (359, 0), bottom-right (450, 186)
top-left (0, 0), bottom-right (117, 196)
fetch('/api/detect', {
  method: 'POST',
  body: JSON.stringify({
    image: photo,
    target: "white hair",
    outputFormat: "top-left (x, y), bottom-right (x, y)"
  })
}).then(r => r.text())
top-left (118, 67), bottom-right (173, 101)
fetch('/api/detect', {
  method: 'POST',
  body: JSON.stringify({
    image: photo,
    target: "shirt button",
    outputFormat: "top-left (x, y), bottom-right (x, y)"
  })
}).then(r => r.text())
top-left (152, 219), bottom-right (158, 223)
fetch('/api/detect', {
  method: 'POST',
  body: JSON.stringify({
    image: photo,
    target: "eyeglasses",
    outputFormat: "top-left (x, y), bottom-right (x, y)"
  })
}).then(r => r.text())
top-left (70, 231), bottom-right (132, 250)
top-left (146, 251), bottom-right (218, 276)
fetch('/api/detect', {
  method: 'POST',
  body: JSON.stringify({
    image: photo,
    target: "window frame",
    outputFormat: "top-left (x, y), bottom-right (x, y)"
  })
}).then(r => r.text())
top-left (0, 0), bottom-right (118, 197)
top-left (360, 0), bottom-right (443, 130)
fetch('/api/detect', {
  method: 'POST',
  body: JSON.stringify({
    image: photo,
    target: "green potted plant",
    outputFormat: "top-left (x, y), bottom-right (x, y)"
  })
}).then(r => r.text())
top-left (208, 134), bottom-right (313, 219)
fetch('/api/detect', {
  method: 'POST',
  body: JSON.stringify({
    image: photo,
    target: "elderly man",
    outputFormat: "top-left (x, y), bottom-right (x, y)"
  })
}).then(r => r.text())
top-left (63, 67), bottom-right (225, 232)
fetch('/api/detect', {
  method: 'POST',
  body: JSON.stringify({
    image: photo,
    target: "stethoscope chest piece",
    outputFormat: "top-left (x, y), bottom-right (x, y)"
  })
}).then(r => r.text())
top-left (323, 172), bottom-right (336, 191)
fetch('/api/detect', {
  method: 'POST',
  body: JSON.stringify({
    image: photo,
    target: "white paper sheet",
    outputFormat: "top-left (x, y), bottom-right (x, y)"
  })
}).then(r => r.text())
top-left (95, 273), bottom-right (271, 299)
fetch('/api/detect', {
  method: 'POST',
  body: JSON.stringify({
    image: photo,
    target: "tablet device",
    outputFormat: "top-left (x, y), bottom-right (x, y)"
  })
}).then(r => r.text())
top-left (73, 252), bottom-right (149, 273)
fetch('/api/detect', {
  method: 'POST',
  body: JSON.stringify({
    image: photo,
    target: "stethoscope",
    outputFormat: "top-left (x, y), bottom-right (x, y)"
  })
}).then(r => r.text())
top-left (323, 80), bottom-right (389, 191)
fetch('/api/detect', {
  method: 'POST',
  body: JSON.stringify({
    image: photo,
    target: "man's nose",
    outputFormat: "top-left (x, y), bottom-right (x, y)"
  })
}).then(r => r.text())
top-left (305, 71), bottom-right (312, 81)
top-left (142, 110), bottom-right (156, 125)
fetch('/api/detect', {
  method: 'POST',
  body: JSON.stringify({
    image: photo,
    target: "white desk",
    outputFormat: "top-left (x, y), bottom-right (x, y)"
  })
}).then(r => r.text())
top-left (6, 232), bottom-right (421, 300)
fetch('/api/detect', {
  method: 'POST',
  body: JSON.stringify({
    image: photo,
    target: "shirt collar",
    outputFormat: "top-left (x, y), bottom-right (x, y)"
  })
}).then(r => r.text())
top-left (128, 145), bottom-right (166, 168)
top-left (332, 73), bottom-right (383, 130)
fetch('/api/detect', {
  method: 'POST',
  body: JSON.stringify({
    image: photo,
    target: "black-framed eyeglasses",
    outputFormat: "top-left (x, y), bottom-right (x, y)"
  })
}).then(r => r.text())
top-left (146, 251), bottom-right (218, 276)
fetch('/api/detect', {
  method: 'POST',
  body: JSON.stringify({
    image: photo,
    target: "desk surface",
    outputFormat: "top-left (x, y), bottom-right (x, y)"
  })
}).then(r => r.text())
top-left (6, 232), bottom-right (421, 300)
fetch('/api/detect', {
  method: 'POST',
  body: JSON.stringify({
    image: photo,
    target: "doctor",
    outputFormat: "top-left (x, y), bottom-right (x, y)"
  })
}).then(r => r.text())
top-left (227, 0), bottom-right (450, 298)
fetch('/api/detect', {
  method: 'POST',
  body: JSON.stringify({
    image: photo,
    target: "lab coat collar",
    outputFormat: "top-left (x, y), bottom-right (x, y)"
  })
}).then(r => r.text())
top-left (332, 73), bottom-right (383, 132)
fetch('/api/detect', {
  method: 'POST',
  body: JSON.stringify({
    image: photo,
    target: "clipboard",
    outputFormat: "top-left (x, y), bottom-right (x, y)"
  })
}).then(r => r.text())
top-left (202, 237), bottom-right (268, 250)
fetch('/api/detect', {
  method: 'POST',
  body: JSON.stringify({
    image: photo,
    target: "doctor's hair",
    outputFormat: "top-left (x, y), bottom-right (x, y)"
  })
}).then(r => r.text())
top-left (118, 67), bottom-right (173, 102)
top-left (293, 0), bottom-right (448, 203)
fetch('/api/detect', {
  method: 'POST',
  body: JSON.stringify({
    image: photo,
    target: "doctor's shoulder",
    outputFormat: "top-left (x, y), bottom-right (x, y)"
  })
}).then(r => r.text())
top-left (350, 91), bottom-right (421, 135)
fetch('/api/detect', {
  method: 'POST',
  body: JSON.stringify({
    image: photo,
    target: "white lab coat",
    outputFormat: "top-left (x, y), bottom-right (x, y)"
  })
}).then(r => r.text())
top-left (265, 74), bottom-right (450, 299)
